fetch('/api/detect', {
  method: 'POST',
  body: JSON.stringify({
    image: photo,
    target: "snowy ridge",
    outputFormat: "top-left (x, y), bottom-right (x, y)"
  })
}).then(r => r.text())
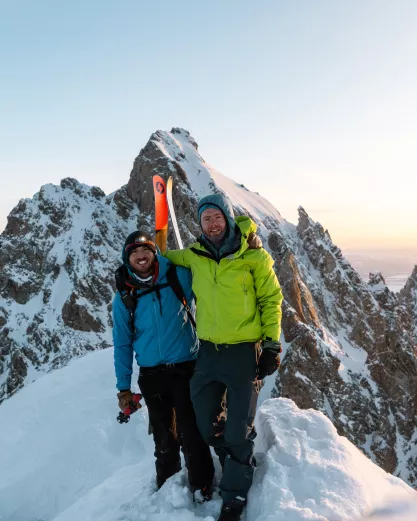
top-left (0, 348), bottom-right (416, 521)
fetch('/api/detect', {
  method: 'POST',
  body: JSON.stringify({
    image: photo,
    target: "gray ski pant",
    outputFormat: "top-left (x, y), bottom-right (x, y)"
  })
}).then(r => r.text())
top-left (190, 340), bottom-right (260, 503)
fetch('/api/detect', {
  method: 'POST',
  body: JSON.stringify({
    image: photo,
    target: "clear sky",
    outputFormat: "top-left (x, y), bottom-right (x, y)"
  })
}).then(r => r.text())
top-left (1, 0), bottom-right (416, 251)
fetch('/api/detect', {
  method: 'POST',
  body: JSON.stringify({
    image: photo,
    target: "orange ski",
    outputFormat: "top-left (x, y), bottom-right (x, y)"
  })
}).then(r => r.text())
top-left (153, 175), bottom-right (168, 252)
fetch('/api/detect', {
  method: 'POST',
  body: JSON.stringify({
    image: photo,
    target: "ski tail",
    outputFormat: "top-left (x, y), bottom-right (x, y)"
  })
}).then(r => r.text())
top-left (153, 175), bottom-right (168, 253)
top-left (167, 176), bottom-right (184, 249)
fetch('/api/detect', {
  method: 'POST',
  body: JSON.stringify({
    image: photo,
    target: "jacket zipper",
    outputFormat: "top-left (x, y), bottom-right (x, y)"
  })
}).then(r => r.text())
top-left (212, 263), bottom-right (217, 346)
top-left (243, 270), bottom-right (248, 314)
top-left (153, 296), bottom-right (162, 361)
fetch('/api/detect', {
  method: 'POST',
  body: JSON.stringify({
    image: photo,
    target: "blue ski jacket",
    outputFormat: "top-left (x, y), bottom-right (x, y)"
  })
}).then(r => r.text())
top-left (112, 254), bottom-right (198, 390)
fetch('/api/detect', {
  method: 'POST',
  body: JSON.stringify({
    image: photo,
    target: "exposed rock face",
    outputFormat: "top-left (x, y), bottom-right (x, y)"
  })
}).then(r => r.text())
top-left (368, 272), bottom-right (398, 311)
top-left (1, 128), bottom-right (416, 487)
top-left (274, 208), bottom-right (417, 484)
top-left (126, 128), bottom-right (205, 247)
top-left (0, 181), bottom-right (140, 401)
top-left (62, 293), bottom-right (104, 332)
top-left (399, 266), bottom-right (417, 341)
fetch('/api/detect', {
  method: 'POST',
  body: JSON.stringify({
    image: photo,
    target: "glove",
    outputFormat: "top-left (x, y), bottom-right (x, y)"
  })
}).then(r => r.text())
top-left (257, 342), bottom-right (282, 380)
top-left (247, 232), bottom-right (263, 249)
top-left (117, 390), bottom-right (141, 412)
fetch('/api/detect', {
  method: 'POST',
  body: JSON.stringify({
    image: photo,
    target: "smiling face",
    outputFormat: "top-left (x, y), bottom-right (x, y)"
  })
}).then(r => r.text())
top-left (128, 246), bottom-right (155, 277)
top-left (200, 207), bottom-right (227, 238)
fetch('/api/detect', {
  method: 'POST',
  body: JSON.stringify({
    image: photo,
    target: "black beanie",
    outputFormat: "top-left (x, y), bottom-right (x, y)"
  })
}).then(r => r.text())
top-left (123, 231), bottom-right (157, 264)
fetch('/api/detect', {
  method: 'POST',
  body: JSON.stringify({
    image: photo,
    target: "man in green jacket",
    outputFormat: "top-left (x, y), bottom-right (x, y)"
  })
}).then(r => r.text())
top-left (165, 193), bottom-right (283, 521)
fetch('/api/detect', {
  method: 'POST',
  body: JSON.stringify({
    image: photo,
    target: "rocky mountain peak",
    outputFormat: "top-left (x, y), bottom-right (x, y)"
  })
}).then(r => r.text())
top-left (368, 271), bottom-right (386, 287)
top-left (297, 205), bottom-right (330, 237)
top-left (367, 272), bottom-right (398, 311)
top-left (401, 265), bottom-right (417, 295)
top-left (150, 127), bottom-right (199, 151)
top-left (399, 265), bottom-right (417, 340)
top-left (170, 127), bottom-right (199, 149)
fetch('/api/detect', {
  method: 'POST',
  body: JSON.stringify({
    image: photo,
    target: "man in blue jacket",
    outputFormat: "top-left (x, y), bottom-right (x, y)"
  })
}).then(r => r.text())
top-left (112, 231), bottom-right (214, 497)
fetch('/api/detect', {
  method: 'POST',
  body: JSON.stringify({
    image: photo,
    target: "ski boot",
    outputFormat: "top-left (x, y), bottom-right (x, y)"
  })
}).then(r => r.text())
top-left (193, 484), bottom-right (213, 503)
top-left (217, 497), bottom-right (246, 521)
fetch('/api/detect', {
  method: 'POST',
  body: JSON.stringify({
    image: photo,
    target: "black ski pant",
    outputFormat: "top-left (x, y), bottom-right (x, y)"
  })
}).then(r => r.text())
top-left (138, 360), bottom-right (214, 490)
top-left (190, 341), bottom-right (260, 503)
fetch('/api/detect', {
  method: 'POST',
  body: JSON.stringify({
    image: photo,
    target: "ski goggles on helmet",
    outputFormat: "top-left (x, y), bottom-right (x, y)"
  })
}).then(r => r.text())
top-left (125, 236), bottom-right (157, 255)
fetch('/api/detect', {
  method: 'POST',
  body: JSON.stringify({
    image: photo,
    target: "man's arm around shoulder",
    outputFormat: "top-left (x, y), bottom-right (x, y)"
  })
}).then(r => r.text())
top-left (175, 265), bottom-right (195, 305)
top-left (164, 248), bottom-right (193, 268)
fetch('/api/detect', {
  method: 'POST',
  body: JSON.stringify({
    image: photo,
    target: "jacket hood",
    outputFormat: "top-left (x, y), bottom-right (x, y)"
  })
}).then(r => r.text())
top-left (193, 215), bottom-right (258, 259)
top-left (235, 215), bottom-right (257, 237)
top-left (198, 193), bottom-right (236, 232)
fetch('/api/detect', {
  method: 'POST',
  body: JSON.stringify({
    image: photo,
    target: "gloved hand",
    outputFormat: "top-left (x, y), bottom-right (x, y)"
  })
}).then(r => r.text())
top-left (247, 232), bottom-right (263, 249)
top-left (257, 341), bottom-right (282, 380)
top-left (117, 390), bottom-right (141, 412)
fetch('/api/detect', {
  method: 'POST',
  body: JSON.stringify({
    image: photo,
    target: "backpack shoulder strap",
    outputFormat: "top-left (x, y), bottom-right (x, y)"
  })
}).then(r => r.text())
top-left (115, 264), bottom-right (138, 331)
top-left (166, 264), bottom-right (196, 329)
top-left (115, 264), bottom-right (129, 292)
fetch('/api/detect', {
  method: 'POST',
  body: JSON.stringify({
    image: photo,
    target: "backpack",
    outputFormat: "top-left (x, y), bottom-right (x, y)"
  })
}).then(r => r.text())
top-left (115, 263), bottom-right (196, 332)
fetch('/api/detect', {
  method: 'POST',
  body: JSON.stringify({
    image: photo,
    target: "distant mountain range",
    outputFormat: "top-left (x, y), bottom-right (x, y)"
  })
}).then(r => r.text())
top-left (1, 128), bottom-right (416, 486)
top-left (345, 250), bottom-right (417, 292)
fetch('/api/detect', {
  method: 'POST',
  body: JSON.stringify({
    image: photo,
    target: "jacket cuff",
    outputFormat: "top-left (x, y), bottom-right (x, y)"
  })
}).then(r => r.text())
top-left (262, 340), bottom-right (282, 352)
top-left (116, 378), bottom-right (132, 390)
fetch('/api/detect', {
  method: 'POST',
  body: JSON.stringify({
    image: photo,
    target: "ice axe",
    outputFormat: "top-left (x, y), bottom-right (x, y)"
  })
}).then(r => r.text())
top-left (117, 393), bottom-right (142, 424)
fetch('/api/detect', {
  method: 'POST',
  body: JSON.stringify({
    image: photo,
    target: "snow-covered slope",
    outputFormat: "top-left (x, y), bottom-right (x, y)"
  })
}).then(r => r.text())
top-left (0, 347), bottom-right (415, 521)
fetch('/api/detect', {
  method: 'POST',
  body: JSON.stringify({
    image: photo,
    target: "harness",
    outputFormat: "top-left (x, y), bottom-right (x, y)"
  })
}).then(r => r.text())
top-left (115, 263), bottom-right (196, 332)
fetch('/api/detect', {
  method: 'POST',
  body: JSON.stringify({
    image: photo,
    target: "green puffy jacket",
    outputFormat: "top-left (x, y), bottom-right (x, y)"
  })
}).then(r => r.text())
top-left (165, 216), bottom-right (283, 344)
